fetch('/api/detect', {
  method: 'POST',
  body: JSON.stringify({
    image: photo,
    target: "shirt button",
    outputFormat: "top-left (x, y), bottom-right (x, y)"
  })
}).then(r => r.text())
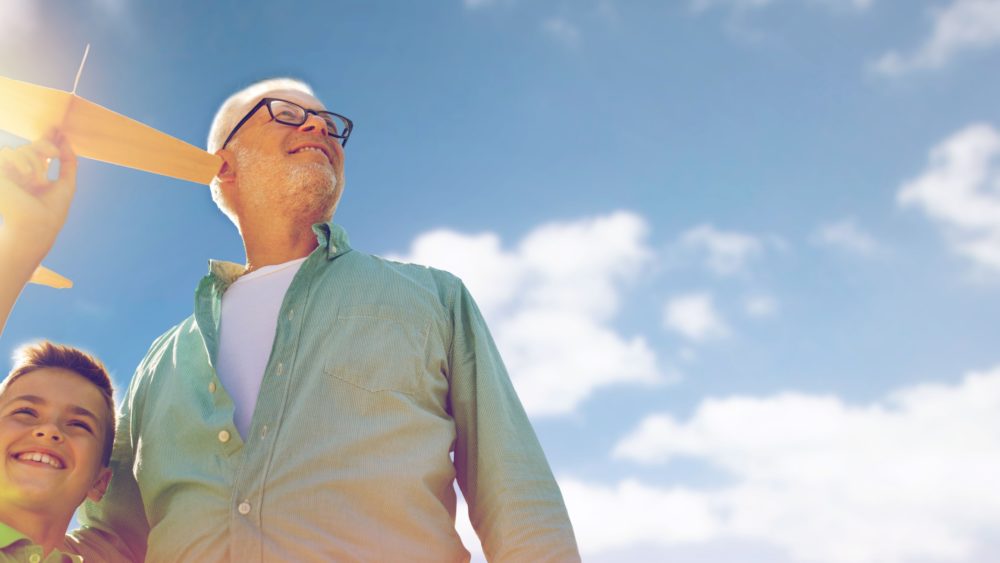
top-left (208, 381), bottom-right (217, 393)
top-left (288, 309), bottom-right (295, 320)
top-left (238, 501), bottom-right (252, 515)
top-left (29, 554), bottom-right (41, 563)
top-left (218, 430), bottom-right (231, 443)
top-left (276, 363), bottom-right (284, 376)
top-left (261, 424), bottom-right (269, 438)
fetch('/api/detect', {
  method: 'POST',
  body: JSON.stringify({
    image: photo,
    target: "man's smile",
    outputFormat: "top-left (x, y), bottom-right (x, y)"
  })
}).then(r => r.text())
top-left (288, 143), bottom-right (334, 165)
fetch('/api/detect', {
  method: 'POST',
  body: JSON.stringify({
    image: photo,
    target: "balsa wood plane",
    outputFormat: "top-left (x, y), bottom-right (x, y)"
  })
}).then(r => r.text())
top-left (0, 45), bottom-right (222, 288)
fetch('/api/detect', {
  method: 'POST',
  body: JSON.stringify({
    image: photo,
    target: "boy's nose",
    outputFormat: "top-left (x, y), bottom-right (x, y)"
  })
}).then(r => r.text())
top-left (34, 428), bottom-right (63, 442)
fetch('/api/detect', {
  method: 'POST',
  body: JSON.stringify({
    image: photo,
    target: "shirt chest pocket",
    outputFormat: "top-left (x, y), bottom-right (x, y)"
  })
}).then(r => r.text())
top-left (324, 308), bottom-right (430, 395)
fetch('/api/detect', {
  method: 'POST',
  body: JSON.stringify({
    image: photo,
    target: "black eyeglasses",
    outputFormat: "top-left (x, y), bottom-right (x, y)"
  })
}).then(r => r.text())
top-left (221, 97), bottom-right (353, 149)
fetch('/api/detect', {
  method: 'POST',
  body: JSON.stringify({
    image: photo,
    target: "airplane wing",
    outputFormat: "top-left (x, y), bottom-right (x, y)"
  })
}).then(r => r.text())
top-left (0, 73), bottom-right (222, 288)
top-left (28, 265), bottom-right (73, 289)
top-left (0, 75), bottom-right (221, 185)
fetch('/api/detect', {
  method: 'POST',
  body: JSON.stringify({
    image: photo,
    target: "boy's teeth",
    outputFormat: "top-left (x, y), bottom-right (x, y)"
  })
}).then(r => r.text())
top-left (16, 452), bottom-right (63, 468)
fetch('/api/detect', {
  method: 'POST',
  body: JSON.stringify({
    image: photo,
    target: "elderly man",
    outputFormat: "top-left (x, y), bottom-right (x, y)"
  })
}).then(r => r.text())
top-left (71, 78), bottom-right (580, 562)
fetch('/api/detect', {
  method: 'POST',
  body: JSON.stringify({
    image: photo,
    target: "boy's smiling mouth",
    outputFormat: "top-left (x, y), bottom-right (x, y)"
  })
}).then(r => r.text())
top-left (12, 450), bottom-right (66, 469)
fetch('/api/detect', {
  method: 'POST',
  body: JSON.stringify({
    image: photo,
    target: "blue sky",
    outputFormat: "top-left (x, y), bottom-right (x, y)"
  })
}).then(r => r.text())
top-left (3, 1), bottom-right (1000, 561)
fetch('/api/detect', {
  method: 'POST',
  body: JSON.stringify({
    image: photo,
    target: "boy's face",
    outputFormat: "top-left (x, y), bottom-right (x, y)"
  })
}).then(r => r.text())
top-left (0, 367), bottom-right (111, 515)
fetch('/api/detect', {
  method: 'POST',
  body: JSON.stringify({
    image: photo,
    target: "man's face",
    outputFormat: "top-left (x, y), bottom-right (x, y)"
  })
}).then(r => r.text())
top-left (225, 89), bottom-right (346, 224)
top-left (0, 368), bottom-right (111, 516)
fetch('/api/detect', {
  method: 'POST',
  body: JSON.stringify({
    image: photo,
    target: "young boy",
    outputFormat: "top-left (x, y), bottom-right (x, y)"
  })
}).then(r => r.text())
top-left (0, 342), bottom-right (115, 563)
top-left (1, 133), bottom-right (115, 561)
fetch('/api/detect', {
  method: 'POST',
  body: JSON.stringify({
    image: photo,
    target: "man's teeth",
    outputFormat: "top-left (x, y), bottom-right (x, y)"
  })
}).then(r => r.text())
top-left (294, 147), bottom-right (324, 155)
top-left (16, 452), bottom-right (64, 468)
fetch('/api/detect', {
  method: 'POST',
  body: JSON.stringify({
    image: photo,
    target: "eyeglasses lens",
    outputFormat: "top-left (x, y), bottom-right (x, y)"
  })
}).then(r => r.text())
top-left (269, 100), bottom-right (305, 125)
top-left (269, 100), bottom-right (347, 138)
top-left (321, 114), bottom-right (344, 136)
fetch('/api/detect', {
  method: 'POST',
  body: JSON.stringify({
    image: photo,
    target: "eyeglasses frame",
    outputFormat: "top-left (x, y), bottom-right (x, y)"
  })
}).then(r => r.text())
top-left (220, 97), bottom-right (353, 150)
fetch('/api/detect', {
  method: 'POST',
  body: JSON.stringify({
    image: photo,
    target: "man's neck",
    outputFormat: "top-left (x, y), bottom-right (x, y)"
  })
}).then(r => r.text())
top-left (240, 216), bottom-right (321, 273)
top-left (0, 508), bottom-right (69, 556)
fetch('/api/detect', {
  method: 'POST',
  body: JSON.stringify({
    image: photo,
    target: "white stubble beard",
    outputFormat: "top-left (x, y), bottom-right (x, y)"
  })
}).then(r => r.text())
top-left (232, 142), bottom-right (344, 224)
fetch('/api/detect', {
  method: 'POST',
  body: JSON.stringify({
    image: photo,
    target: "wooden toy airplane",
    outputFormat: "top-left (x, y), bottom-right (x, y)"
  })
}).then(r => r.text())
top-left (0, 45), bottom-right (222, 288)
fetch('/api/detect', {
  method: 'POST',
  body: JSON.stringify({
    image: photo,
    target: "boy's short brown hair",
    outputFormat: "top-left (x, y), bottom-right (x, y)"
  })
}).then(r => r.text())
top-left (1, 341), bottom-right (116, 466)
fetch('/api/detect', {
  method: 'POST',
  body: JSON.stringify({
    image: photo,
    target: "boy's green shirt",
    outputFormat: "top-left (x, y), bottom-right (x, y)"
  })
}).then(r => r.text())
top-left (0, 522), bottom-right (82, 563)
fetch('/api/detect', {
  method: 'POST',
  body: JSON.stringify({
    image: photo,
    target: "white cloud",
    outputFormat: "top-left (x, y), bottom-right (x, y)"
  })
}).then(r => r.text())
top-left (744, 294), bottom-right (778, 318)
top-left (692, 0), bottom-right (874, 14)
top-left (663, 292), bottom-right (730, 341)
top-left (873, 0), bottom-right (1000, 75)
top-left (455, 497), bottom-right (485, 561)
top-left (542, 18), bottom-right (582, 48)
top-left (561, 478), bottom-right (723, 551)
top-left (606, 365), bottom-right (1000, 563)
top-left (898, 123), bottom-right (1000, 273)
top-left (387, 211), bottom-right (667, 417)
top-left (812, 217), bottom-right (881, 256)
top-left (677, 224), bottom-right (768, 276)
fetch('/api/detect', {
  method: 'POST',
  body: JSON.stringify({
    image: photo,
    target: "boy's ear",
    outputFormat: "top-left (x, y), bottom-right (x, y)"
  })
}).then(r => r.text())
top-left (86, 467), bottom-right (112, 503)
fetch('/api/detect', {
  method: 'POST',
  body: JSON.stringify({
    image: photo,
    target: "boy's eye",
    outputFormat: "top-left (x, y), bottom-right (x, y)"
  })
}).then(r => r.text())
top-left (11, 407), bottom-right (37, 417)
top-left (69, 420), bottom-right (94, 433)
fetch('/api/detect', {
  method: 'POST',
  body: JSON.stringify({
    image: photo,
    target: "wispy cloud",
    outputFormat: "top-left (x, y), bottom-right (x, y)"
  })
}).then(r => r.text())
top-left (811, 217), bottom-right (882, 257)
top-left (873, 0), bottom-right (1000, 75)
top-left (542, 17), bottom-right (583, 48)
top-left (663, 292), bottom-right (730, 342)
top-left (692, 0), bottom-right (875, 15)
top-left (898, 123), bottom-right (1000, 274)
top-left (599, 364), bottom-right (1000, 562)
top-left (744, 294), bottom-right (778, 318)
top-left (676, 224), bottom-right (772, 276)
top-left (387, 211), bottom-right (668, 417)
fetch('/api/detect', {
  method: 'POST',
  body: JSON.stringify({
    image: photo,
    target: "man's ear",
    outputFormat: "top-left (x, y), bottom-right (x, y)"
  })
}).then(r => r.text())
top-left (86, 467), bottom-right (112, 503)
top-left (215, 148), bottom-right (237, 184)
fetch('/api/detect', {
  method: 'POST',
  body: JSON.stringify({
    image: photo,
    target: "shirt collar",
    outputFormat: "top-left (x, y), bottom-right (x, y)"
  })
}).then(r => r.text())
top-left (0, 521), bottom-right (24, 549)
top-left (206, 220), bottom-right (352, 285)
top-left (0, 522), bottom-right (82, 562)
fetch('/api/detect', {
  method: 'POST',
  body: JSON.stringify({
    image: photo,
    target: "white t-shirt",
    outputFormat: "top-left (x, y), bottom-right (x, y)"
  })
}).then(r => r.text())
top-left (216, 256), bottom-right (307, 437)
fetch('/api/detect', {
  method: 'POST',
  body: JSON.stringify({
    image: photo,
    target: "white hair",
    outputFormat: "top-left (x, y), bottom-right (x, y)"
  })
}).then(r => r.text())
top-left (206, 78), bottom-right (315, 225)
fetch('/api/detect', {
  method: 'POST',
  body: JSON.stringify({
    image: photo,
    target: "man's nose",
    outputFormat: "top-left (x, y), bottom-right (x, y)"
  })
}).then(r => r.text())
top-left (297, 113), bottom-right (330, 137)
top-left (34, 425), bottom-right (63, 443)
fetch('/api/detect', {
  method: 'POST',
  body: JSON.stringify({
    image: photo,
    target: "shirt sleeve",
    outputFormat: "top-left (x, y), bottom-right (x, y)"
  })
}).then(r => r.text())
top-left (448, 281), bottom-right (581, 562)
top-left (68, 365), bottom-right (150, 563)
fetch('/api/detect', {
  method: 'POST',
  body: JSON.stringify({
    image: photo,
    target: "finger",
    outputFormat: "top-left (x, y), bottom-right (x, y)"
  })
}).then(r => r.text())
top-left (45, 133), bottom-right (78, 212)
top-left (1, 149), bottom-right (35, 184)
top-left (31, 138), bottom-right (60, 160)
top-left (28, 140), bottom-right (60, 186)
top-left (55, 132), bottom-right (77, 182)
